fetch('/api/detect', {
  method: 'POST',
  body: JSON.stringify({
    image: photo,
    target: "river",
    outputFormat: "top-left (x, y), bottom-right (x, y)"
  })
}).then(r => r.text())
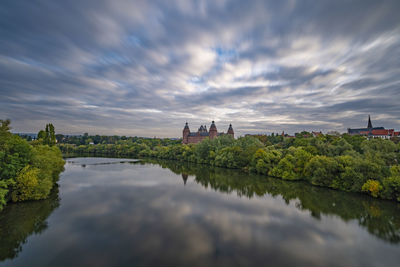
top-left (1, 157), bottom-right (400, 267)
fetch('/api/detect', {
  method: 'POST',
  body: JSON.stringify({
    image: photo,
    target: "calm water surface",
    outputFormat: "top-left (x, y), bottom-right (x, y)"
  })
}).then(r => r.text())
top-left (1, 157), bottom-right (400, 267)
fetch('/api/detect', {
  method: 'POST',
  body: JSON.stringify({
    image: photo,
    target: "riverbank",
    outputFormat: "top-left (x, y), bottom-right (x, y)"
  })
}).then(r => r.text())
top-left (58, 134), bottom-right (400, 202)
top-left (0, 120), bottom-right (65, 211)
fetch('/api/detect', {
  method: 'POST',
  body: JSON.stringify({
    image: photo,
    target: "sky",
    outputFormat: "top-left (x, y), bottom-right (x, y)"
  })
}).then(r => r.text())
top-left (1, 0), bottom-right (400, 137)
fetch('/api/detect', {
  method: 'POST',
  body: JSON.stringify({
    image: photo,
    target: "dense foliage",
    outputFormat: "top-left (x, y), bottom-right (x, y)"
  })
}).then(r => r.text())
top-left (56, 132), bottom-right (181, 146)
top-left (59, 132), bottom-right (400, 201)
top-left (0, 120), bottom-right (65, 211)
top-left (37, 123), bottom-right (56, 146)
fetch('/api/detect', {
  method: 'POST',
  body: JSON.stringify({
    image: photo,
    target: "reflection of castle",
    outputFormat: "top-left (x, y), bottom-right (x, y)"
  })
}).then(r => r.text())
top-left (348, 115), bottom-right (399, 139)
top-left (182, 173), bottom-right (188, 185)
top-left (182, 121), bottom-right (234, 144)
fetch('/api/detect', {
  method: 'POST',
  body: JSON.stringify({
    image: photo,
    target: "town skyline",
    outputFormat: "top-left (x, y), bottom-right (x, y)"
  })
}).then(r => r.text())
top-left (1, 1), bottom-right (400, 137)
top-left (10, 115), bottom-right (400, 140)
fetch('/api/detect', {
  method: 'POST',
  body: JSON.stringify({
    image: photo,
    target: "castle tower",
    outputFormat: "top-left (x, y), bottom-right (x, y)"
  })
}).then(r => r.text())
top-left (182, 173), bottom-right (188, 185)
top-left (367, 115), bottom-right (373, 129)
top-left (209, 121), bottom-right (218, 139)
top-left (227, 124), bottom-right (234, 138)
top-left (183, 122), bottom-right (190, 144)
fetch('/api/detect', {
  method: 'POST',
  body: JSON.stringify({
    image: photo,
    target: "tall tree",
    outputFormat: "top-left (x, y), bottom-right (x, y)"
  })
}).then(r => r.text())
top-left (37, 124), bottom-right (56, 146)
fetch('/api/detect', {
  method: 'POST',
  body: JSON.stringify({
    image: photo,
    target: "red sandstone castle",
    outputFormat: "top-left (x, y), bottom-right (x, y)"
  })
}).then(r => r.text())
top-left (182, 121), bottom-right (234, 144)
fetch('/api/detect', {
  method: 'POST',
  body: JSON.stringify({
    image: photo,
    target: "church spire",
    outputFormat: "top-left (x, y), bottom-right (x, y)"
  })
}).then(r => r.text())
top-left (367, 115), bottom-right (372, 129)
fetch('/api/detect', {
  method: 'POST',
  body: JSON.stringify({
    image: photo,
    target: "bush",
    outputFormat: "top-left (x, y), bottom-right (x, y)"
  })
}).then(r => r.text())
top-left (270, 155), bottom-right (296, 180)
top-left (304, 156), bottom-right (339, 187)
top-left (381, 166), bottom-right (400, 201)
top-left (31, 145), bottom-right (65, 183)
top-left (362, 180), bottom-right (382, 198)
top-left (215, 146), bottom-right (246, 168)
top-left (11, 165), bottom-right (47, 201)
top-left (0, 135), bottom-right (32, 181)
top-left (251, 148), bottom-right (282, 174)
top-left (0, 180), bottom-right (12, 210)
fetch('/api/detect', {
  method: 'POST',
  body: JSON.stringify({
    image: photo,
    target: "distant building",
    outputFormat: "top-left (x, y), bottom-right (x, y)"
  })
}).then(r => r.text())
top-left (280, 131), bottom-right (295, 138)
top-left (182, 121), bottom-right (234, 144)
top-left (312, 131), bottom-right (323, 137)
top-left (348, 115), bottom-right (399, 139)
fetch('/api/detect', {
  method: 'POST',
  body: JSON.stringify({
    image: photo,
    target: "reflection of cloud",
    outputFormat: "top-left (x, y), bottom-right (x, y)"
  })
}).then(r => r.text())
top-left (1, 1), bottom-right (400, 136)
top-left (10, 161), bottom-right (400, 266)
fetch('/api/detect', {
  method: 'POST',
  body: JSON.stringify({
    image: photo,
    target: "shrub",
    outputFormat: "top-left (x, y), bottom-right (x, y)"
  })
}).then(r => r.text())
top-left (381, 166), bottom-right (400, 201)
top-left (304, 156), bottom-right (339, 187)
top-left (362, 180), bottom-right (382, 198)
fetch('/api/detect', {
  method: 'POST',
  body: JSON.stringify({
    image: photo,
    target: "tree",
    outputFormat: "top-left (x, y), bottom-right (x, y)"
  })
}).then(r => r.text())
top-left (37, 130), bottom-right (46, 140)
top-left (331, 156), bottom-right (362, 192)
top-left (0, 120), bottom-right (64, 210)
top-left (270, 155), bottom-right (296, 180)
top-left (11, 165), bottom-right (41, 201)
top-left (362, 180), bottom-right (382, 198)
top-left (361, 138), bottom-right (398, 166)
top-left (381, 166), bottom-right (400, 201)
top-left (251, 148), bottom-right (282, 174)
top-left (37, 124), bottom-right (56, 146)
top-left (0, 133), bottom-right (32, 181)
top-left (269, 147), bottom-right (311, 180)
top-left (0, 119), bottom-right (11, 138)
top-left (304, 155), bottom-right (339, 187)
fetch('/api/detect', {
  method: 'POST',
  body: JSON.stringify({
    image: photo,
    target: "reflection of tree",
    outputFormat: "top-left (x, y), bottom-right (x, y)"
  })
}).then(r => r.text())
top-left (151, 159), bottom-right (400, 244)
top-left (0, 186), bottom-right (60, 261)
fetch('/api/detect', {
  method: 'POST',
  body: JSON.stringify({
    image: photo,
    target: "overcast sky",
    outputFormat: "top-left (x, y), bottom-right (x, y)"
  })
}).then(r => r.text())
top-left (1, 0), bottom-right (400, 137)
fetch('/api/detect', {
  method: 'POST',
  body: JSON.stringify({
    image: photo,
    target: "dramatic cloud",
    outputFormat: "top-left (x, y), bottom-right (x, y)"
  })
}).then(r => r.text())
top-left (1, 0), bottom-right (400, 136)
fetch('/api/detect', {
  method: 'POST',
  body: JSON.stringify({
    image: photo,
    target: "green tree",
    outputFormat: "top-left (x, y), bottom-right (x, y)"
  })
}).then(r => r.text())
top-left (37, 124), bottom-right (56, 146)
top-left (0, 123), bottom-right (32, 182)
top-left (251, 148), bottom-right (282, 174)
top-left (270, 155), bottom-right (296, 180)
top-left (304, 155), bottom-right (339, 187)
top-left (269, 147), bottom-right (311, 180)
top-left (0, 120), bottom-right (64, 210)
top-left (381, 166), bottom-right (400, 201)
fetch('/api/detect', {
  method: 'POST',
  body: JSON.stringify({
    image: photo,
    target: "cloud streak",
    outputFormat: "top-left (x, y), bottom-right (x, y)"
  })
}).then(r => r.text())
top-left (1, 0), bottom-right (400, 136)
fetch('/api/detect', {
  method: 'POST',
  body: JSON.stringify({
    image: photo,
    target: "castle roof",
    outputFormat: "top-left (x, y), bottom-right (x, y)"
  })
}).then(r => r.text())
top-left (210, 120), bottom-right (217, 131)
top-left (227, 123), bottom-right (234, 134)
top-left (188, 132), bottom-right (209, 137)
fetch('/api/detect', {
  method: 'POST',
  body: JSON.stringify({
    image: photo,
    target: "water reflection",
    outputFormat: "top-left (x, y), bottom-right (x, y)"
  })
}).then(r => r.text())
top-left (151, 159), bottom-right (400, 244)
top-left (0, 187), bottom-right (60, 261)
top-left (0, 158), bottom-right (399, 267)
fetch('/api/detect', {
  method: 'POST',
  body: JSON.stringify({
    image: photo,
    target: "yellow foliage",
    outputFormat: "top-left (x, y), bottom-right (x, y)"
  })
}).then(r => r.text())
top-left (11, 165), bottom-right (40, 202)
top-left (367, 204), bottom-right (381, 217)
top-left (362, 180), bottom-right (382, 198)
top-left (11, 164), bottom-right (54, 202)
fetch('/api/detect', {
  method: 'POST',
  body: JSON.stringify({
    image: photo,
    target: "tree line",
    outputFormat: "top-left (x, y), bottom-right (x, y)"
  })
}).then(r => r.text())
top-left (0, 120), bottom-right (65, 211)
top-left (58, 131), bottom-right (400, 202)
top-left (54, 132), bottom-right (181, 146)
